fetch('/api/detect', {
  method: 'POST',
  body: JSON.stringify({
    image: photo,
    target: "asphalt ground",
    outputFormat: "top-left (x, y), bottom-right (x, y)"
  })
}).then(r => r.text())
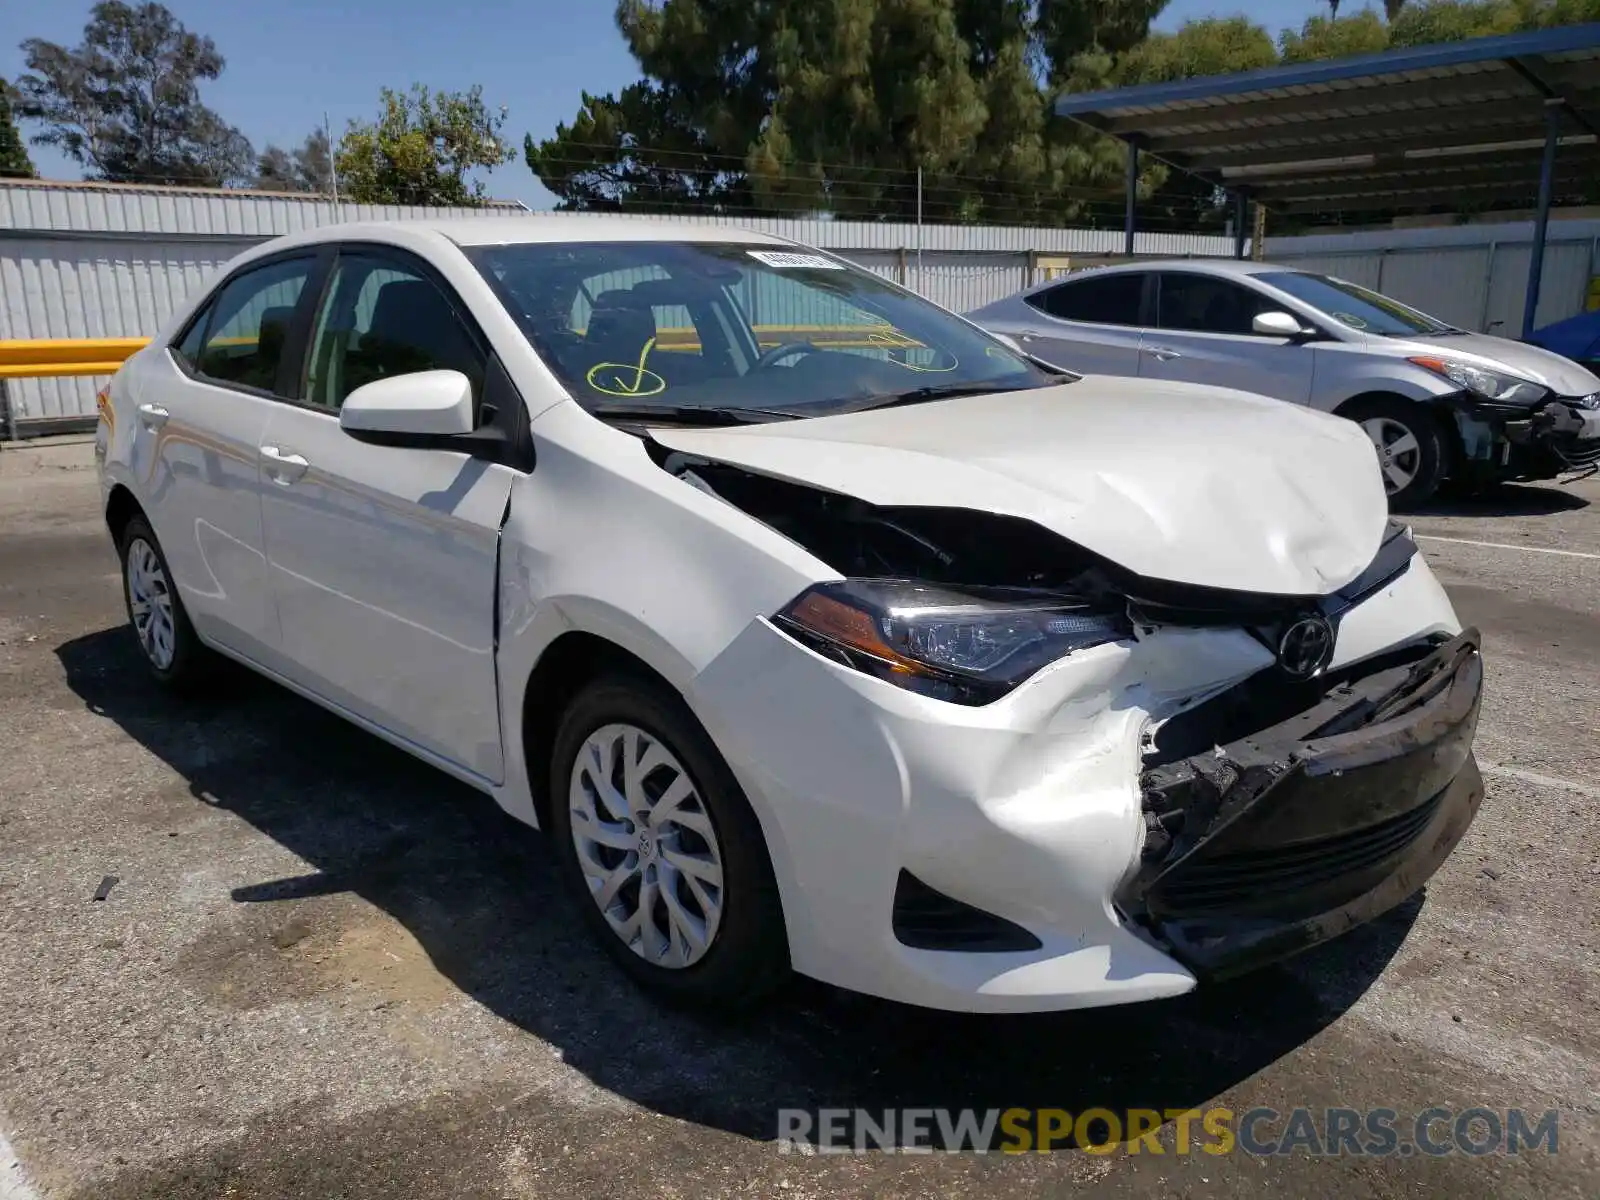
top-left (1, 437), bottom-right (1596, 1199)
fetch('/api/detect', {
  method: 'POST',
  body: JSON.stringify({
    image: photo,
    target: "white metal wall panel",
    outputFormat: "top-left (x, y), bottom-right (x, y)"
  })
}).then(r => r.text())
top-left (1481, 242), bottom-right (1593, 336)
top-left (1270, 219), bottom-right (1600, 333)
top-left (1258, 253), bottom-right (1382, 291)
top-left (0, 181), bottom-right (526, 235)
top-left (1375, 248), bottom-right (1490, 332)
top-left (908, 251), bottom-right (1032, 311)
top-left (1, 237), bottom-right (254, 422)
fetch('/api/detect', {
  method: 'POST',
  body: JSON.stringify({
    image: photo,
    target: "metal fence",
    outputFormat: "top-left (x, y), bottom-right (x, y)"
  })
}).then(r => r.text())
top-left (0, 179), bottom-right (1237, 436)
top-left (1266, 218), bottom-right (1600, 337)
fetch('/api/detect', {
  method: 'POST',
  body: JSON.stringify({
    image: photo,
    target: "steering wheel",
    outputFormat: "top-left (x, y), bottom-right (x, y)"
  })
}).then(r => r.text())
top-left (753, 340), bottom-right (822, 370)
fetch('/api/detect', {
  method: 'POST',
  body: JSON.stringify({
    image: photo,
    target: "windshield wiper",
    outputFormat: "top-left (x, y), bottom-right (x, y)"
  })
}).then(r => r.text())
top-left (856, 381), bottom-right (1049, 411)
top-left (587, 403), bottom-right (798, 426)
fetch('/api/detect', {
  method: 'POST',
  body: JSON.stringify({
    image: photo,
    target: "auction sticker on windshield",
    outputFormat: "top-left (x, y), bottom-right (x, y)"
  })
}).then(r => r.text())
top-left (747, 250), bottom-right (846, 269)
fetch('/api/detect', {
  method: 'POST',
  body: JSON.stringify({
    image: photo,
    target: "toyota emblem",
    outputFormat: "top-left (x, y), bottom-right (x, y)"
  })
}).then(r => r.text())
top-left (1278, 614), bottom-right (1335, 679)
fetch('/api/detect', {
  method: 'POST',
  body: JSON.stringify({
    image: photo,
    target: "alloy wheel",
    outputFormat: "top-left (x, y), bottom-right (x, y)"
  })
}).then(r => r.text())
top-left (126, 537), bottom-right (176, 670)
top-left (1361, 416), bottom-right (1422, 495)
top-left (568, 722), bottom-right (725, 969)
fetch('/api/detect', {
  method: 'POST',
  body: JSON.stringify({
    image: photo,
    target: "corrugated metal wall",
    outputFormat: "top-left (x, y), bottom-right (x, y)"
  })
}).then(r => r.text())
top-left (1267, 218), bottom-right (1600, 335)
top-left (0, 181), bottom-right (531, 433)
top-left (0, 180), bottom-right (1238, 434)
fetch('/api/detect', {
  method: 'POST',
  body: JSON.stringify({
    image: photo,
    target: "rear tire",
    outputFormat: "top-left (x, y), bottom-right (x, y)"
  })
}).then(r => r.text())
top-left (1342, 397), bottom-right (1448, 510)
top-left (117, 515), bottom-right (218, 695)
top-left (549, 673), bottom-right (789, 1012)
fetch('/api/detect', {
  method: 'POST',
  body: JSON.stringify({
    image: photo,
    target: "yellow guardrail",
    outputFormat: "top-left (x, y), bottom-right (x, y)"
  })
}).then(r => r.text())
top-left (0, 324), bottom-right (932, 381)
top-left (0, 338), bottom-right (150, 380)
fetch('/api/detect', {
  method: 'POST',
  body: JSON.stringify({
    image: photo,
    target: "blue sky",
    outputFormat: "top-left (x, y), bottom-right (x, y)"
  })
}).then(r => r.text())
top-left (3, 0), bottom-right (1347, 208)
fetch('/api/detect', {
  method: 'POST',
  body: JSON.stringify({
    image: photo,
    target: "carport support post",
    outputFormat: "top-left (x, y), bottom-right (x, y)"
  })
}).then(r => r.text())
top-left (1233, 190), bottom-right (1249, 259)
top-left (1123, 137), bottom-right (1140, 257)
top-left (1521, 101), bottom-right (1562, 339)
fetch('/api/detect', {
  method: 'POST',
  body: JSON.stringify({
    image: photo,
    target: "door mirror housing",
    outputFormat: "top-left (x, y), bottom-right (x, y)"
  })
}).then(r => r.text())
top-left (1253, 310), bottom-right (1313, 339)
top-left (339, 370), bottom-right (476, 441)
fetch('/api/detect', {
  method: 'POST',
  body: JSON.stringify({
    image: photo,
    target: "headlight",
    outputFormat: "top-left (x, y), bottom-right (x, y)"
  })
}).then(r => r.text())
top-left (773, 579), bottom-right (1129, 704)
top-left (1409, 355), bottom-right (1548, 406)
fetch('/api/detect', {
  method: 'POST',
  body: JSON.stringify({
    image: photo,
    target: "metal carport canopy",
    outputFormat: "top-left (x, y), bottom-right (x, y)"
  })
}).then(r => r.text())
top-left (1054, 23), bottom-right (1600, 336)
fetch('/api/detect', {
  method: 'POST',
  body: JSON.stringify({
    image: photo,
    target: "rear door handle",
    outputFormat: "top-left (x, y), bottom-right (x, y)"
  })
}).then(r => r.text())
top-left (1143, 346), bottom-right (1184, 361)
top-left (260, 444), bottom-right (309, 483)
top-left (136, 403), bottom-right (169, 429)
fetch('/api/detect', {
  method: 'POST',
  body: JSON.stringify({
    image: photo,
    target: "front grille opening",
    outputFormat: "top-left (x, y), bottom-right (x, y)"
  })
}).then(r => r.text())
top-left (1145, 636), bottom-right (1444, 767)
top-left (891, 870), bottom-right (1042, 953)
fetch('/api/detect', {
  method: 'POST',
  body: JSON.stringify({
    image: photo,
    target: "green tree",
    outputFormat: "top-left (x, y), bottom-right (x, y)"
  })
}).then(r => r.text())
top-left (1387, 0), bottom-right (1525, 44)
top-left (257, 129), bottom-right (332, 193)
top-left (1280, 12), bottom-right (1391, 62)
top-left (528, 1), bottom-right (1177, 224)
top-left (0, 79), bottom-right (36, 179)
top-left (335, 85), bottom-right (513, 206)
top-left (15, 2), bottom-right (254, 186)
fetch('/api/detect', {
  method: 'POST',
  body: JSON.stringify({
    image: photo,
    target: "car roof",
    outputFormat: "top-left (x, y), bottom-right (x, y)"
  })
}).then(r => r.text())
top-left (1033, 258), bottom-right (1302, 290)
top-left (258, 215), bottom-right (798, 253)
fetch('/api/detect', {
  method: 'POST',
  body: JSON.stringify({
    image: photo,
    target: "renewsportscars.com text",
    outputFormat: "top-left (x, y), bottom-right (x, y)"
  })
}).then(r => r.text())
top-left (776, 1106), bottom-right (1560, 1156)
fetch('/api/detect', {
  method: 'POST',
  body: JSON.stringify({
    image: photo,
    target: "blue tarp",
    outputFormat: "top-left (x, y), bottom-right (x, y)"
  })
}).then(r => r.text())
top-left (1528, 308), bottom-right (1600, 365)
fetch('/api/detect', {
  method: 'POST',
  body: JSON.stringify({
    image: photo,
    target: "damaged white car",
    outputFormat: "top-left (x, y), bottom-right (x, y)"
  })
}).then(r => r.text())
top-left (96, 219), bottom-right (1485, 1013)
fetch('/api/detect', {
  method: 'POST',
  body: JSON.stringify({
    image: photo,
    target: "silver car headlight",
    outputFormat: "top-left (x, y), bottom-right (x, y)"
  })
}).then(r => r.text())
top-left (773, 579), bottom-right (1129, 704)
top-left (1409, 355), bottom-right (1549, 407)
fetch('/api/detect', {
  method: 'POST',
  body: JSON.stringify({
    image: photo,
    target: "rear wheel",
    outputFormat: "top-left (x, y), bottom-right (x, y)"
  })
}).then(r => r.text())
top-left (118, 515), bottom-right (217, 694)
top-left (1343, 397), bottom-right (1448, 509)
top-left (549, 674), bottom-right (789, 1011)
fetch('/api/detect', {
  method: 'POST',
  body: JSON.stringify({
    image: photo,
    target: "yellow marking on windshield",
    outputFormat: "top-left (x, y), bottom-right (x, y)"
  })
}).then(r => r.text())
top-left (864, 330), bottom-right (958, 373)
top-left (586, 335), bottom-right (668, 397)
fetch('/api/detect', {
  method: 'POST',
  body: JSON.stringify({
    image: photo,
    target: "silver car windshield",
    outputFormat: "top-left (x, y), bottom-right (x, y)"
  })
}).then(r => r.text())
top-left (466, 241), bottom-right (1056, 420)
top-left (1259, 271), bottom-right (1457, 336)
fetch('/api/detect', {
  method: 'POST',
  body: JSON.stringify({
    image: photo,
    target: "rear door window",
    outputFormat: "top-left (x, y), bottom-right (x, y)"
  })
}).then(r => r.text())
top-left (194, 257), bottom-right (315, 395)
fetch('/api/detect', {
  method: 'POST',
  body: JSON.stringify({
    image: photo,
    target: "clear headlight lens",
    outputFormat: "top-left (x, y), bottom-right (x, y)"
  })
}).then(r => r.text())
top-left (1409, 355), bottom-right (1549, 406)
top-left (773, 579), bottom-right (1129, 704)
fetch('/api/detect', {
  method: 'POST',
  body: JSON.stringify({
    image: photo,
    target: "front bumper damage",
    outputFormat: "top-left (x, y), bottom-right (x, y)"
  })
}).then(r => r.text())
top-left (1123, 629), bottom-right (1484, 978)
top-left (1447, 393), bottom-right (1600, 482)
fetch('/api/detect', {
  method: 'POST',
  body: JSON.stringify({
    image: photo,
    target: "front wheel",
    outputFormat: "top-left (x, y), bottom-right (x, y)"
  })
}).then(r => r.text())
top-left (549, 674), bottom-right (789, 1011)
top-left (1343, 397), bottom-right (1449, 509)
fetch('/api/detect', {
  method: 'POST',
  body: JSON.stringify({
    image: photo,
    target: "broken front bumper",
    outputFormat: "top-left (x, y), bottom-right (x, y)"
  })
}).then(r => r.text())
top-left (1123, 629), bottom-right (1484, 978)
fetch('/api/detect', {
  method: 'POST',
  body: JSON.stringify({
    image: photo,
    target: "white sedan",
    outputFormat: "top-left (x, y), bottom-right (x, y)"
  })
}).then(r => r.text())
top-left (95, 218), bottom-right (1485, 1013)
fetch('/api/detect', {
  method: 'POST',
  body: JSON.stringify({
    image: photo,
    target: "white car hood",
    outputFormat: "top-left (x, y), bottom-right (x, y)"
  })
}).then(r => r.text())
top-left (1396, 331), bottom-right (1600, 396)
top-left (650, 377), bottom-right (1390, 596)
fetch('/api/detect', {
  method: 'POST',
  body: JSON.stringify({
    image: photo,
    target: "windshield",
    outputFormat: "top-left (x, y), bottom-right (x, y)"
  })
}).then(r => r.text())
top-left (465, 241), bottom-right (1057, 420)
top-left (1258, 270), bottom-right (1455, 336)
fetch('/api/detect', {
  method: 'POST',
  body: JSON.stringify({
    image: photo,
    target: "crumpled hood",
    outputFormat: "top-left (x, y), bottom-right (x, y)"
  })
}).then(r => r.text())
top-left (650, 377), bottom-right (1391, 596)
top-left (1398, 331), bottom-right (1600, 396)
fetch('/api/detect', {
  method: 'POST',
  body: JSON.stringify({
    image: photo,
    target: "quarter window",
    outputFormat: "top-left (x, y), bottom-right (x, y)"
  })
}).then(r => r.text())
top-left (304, 254), bottom-right (486, 411)
top-left (1156, 274), bottom-right (1276, 336)
top-left (195, 258), bottom-right (314, 394)
top-left (172, 304), bottom-right (210, 369)
top-left (1025, 273), bottom-right (1146, 326)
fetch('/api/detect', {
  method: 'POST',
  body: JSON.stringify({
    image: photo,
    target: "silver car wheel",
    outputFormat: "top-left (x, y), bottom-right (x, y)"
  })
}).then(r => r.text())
top-left (568, 722), bottom-right (725, 969)
top-left (125, 537), bottom-right (176, 670)
top-left (1361, 416), bottom-right (1422, 495)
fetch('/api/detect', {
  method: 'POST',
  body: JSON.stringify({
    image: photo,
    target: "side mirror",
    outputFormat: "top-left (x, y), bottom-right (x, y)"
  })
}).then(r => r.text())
top-left (1253, 310), bottom-right (1312, 339)
top-left (339, 370), bottom-right (475, 440)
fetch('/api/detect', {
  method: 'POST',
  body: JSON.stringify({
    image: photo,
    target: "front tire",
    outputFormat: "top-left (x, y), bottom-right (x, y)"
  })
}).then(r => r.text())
top-left (118, 515), bottom-right (217, 694)
top-left (549, 674), bottom-right (789, 1011)
top-left (1343, 397), bottom-right (1448, 509)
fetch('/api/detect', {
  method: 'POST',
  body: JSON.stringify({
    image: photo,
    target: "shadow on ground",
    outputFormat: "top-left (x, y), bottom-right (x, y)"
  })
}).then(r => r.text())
top-left (1408, 481), bottom-right (1592, 518)
top-left (57, 627), bottom-right (1418, 1149)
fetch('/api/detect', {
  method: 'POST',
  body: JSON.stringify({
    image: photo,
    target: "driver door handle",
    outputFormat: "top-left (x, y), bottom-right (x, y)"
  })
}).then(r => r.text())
top-left (136, 403), bottom-right (169, 429)
top-left (1143, 345), bottom-right (1183, 361)
top-left (260, 444), bottom-right (309, 484)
